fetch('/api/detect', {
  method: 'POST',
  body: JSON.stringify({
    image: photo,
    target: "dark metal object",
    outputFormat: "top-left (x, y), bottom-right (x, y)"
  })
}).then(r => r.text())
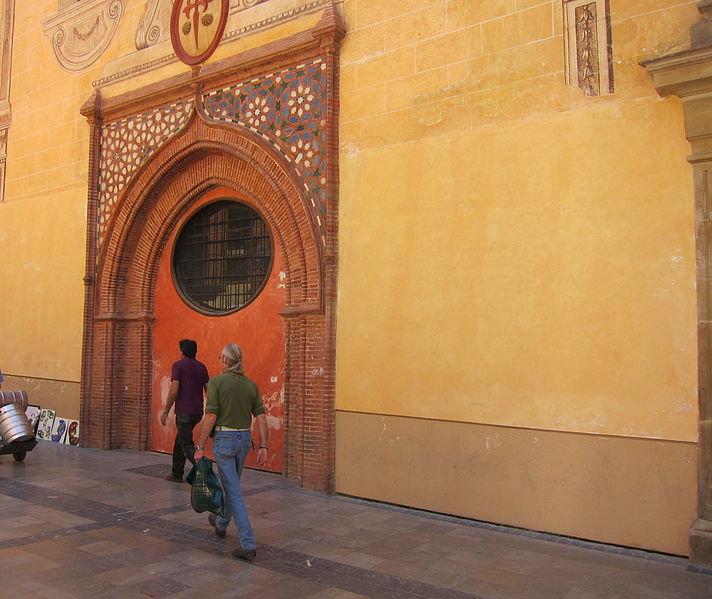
top-left (0, 394), bottom-right (39, 461)
top-left (0, 439), bottom-right (37, 460)
top-left (0, 403), bottom-right (33, 443)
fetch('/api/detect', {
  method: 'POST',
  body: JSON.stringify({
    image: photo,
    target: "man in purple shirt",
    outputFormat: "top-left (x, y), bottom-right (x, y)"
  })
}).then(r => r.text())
top-left (160, 339), bottom-right (210, 483)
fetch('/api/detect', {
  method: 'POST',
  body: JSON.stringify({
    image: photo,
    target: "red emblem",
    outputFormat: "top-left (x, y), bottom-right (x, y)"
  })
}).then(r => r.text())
top-left (170, 0), bottom-right (230, 66)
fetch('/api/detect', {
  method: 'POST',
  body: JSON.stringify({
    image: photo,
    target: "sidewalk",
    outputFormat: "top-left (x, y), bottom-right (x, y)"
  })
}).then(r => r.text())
top-left (0, 441), bottom-right (710, 599)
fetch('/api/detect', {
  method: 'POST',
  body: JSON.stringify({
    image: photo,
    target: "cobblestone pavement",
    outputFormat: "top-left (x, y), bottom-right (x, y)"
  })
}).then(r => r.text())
top-left (0, 442), bottom-right (711, 598)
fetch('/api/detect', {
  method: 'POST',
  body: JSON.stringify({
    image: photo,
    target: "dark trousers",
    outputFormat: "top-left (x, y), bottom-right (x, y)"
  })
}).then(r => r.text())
top-left (172, 413), bottom-right (202, 477)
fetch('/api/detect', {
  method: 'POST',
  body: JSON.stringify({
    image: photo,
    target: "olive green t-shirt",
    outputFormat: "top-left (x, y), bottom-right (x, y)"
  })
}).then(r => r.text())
top-left (205, 371), bottom-right (264, 429)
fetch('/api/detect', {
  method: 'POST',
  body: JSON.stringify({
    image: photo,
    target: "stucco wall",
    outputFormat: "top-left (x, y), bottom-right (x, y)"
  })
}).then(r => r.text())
top-left (336, 411), bottom-right (697, 556)
top-left (337, 0), bottom-right (698, 437)
top-left (0, 0), bottom-right (702, 554)
top-left (337, 99), bottom-right (695, 439)
top-left (0, 374), bottom-right (79, 419)
top-left (335, 0), bottom-right (700, 553)
top-left (0, 0), bottom-right (149, 385)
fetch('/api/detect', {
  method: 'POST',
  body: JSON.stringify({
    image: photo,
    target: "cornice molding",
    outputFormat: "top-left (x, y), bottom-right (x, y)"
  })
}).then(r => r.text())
top-left (642, 46), bottom-right (712, 98)
top-left (42, 0), bottom-right (124, 72)
top-left (97, 0), bottom-right (330, 89)
top-left (136, 0), bottom-right (271, 51)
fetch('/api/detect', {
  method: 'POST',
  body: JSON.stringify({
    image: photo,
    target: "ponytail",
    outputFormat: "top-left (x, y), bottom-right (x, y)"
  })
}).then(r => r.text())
top-left (221, 343), bottom-right (244, 375)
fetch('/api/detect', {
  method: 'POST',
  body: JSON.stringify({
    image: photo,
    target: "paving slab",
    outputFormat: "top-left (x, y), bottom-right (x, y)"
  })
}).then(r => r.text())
top-left (0, 441), bottom-right (710, 598)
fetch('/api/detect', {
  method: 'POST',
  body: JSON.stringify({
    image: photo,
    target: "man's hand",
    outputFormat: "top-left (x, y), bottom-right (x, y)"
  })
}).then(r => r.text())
top-left (161, 381), bottom-right (179, 427)
top-left (254, 414), bottom-right (268, 466)
top-left (256, 447), bottom-right (268, 466)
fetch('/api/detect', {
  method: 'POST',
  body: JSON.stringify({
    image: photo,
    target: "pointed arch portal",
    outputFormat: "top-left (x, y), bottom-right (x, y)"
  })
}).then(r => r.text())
top-left (79, 9), bottom-right (342, 491)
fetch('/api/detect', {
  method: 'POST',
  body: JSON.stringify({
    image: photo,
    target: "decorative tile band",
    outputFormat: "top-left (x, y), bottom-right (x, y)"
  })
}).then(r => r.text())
top-left (96, 59), bottom-right (330, 250)
top-left (97, 99), bottom-right (194, 243)
top-left (203, 58), bottom-right (328, 245)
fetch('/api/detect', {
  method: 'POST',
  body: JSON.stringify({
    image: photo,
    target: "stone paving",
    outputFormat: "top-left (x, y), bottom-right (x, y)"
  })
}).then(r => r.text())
top-left (0, 441), bottom-right (711, 598)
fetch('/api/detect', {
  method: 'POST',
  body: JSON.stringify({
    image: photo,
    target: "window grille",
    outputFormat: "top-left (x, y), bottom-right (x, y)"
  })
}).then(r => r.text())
top-left (173, 200), bottom-right (272, 314)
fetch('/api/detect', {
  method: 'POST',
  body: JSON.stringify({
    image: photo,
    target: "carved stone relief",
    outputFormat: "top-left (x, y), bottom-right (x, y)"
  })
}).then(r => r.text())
top-left (0, 0), bottom-right (14, 203)
top-left (0, 124), bottom-right (8, 203)
top-left (564, 0), bottom-right (613, 96)
top-left (136, 0), bottom-right (271, 51)
top-left (41, 0), bottom-right (124, 72)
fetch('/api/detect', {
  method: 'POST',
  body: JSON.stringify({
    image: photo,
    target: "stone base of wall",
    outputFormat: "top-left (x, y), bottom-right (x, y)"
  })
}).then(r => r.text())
top-left (335, 411), bottom-right (696, 556)
top-left (690, 519), bottom-right (712, 565)
top-left (0, 374), bottom-right (80, 420)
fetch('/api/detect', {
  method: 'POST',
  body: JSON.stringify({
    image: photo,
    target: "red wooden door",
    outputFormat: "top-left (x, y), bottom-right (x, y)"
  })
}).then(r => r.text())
top-left (151, 187), bottom-right (286, 473)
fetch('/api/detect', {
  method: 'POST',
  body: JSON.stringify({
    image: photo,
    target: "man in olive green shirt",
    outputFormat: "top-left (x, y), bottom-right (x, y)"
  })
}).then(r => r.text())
top-left (194, 343), bottom-right (267, 561)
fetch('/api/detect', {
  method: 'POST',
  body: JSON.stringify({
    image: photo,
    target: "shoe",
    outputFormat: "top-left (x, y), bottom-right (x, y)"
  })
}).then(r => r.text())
top-left (232, 547), bottom-right (257, 562)
top-left (208, 513), bottom-right (226, 538)
top-left (164, 473), bottom-right (183, 483)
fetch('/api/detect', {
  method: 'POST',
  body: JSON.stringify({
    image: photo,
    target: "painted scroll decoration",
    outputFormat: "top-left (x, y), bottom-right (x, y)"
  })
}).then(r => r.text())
top-left (135, 0), bottom-right (170, 51)
top-left (41, 0), bottom-right (124, 72)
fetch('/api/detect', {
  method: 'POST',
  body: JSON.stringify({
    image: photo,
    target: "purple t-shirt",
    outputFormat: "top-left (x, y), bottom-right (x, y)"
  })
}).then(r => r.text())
top-left (171, 357), bottom-right (209, 416)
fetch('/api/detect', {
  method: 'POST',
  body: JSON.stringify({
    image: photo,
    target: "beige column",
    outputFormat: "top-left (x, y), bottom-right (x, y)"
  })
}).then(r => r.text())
top-left (644, 2), bottom-right (712, 567)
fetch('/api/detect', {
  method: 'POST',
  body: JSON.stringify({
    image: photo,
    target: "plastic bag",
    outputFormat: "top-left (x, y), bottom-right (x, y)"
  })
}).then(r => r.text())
top-left (186, 457), bottom-right (224, 517)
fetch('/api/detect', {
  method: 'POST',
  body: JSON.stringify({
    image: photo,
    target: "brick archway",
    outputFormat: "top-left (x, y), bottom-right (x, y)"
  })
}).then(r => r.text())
top-left (81, 110), bottom-right (335, 491)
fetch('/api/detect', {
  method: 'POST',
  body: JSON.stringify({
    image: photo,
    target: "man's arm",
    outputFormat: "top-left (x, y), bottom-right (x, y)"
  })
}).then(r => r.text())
top-left (255, 413), bottom-right (268, 466)
top-left (160, 380), bottom-right (180, 426)
top-left (193, 412), bottom-right (218, 461)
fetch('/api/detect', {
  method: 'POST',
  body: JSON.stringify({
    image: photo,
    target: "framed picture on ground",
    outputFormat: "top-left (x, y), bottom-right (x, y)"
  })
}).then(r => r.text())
top-left (25, 405), bottom-right (41, 435)
top-left (36, 409), bottom-right (55, 440)
top-left (50, 417), bottom-right (68, 443)
top-left (66, 420), bottom-right (80, 446)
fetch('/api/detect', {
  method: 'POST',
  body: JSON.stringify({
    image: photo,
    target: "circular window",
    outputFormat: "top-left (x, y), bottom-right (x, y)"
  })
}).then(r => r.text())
top-left (172, 200), bottom-right (273, 315)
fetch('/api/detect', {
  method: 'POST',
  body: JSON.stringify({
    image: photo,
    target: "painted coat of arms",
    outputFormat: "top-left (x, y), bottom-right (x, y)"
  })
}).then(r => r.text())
top-left (170, 0), bottom-right (230, 65)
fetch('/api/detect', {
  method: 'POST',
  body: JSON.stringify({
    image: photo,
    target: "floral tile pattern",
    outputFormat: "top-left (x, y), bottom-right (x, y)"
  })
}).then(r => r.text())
top-left (98, 100), bottom-right (194, 244)
top-left (96, 59), bottom-right (330, 251)
top-left (203, 59), bottom-right (329, 246)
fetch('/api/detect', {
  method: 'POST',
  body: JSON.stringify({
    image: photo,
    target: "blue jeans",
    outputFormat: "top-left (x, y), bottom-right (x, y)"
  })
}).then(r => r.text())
top-left (212, 431), bottom-right (255, 550)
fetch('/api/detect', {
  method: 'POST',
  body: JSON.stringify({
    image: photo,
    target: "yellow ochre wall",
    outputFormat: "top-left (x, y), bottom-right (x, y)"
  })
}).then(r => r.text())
top-left (0, 0), bottom-right (702, 556)
top-left (0, 1), bottom-right (322, 413)
top-left (335, 1), bottom-right (699, 555)
top-left (0, 1), bottom-right (148, 416)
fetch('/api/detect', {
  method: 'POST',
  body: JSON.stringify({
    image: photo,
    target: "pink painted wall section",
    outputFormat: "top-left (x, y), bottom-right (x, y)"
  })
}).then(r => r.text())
top-left (151, 187), bottom-right (286, 473)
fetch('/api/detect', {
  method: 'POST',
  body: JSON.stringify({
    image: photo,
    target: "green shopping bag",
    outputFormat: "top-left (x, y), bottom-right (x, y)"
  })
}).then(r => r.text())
top-left (186, 457), bottom-right (224, 517)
